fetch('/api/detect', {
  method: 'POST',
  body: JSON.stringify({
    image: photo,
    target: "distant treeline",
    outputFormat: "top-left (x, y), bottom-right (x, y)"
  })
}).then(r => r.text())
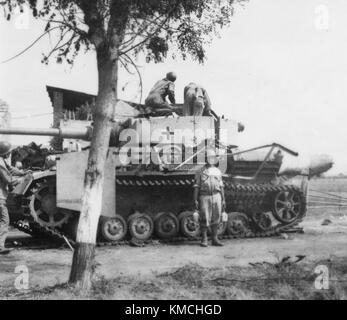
top-left (318, 174), bottom-right (347, 179)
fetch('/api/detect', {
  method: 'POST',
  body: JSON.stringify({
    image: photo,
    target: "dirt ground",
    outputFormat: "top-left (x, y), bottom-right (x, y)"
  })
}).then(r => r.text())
top-left (1, 178), bottom-right (347, 300)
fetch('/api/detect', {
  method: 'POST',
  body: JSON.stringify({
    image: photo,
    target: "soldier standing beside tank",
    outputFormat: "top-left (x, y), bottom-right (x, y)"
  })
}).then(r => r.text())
top-left (193, 149), bottom-right (225, 247)
top-left (145, 72), bottom-right (177, 116)
top-left (0, 142), bottom-right (26, 255)
top-left (183, 82), bottom-right (212, 116)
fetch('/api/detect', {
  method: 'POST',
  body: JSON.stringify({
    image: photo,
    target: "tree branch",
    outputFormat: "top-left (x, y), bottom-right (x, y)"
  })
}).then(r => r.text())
top-left (121, 52), bottom-right (143, 104)
top-left (119, 14), bottom-right (172, 56)
top-left (120, 13), bottom-right (168, 49)
top-left (119, 56), bottom-right (135, 75)
top-left (44, 30), bottom-right (77, 62)
top-left (0, 26), bottom-right (62, 64)
top-left (41, 17), bottom-right (87, 38)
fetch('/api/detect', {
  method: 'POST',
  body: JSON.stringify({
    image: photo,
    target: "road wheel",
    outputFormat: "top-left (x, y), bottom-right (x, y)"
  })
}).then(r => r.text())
top-left (226, 212), bottom-right (251, 237)
top-left (253, 212), bottom-right (273, 231)
top-left (178, 211), bottom-right (201, 238)
top-left (100, 215), bottom-right (128, 242)
top-left (128, 213), bottom-right (154, 241)
top-left (154, 212), bottom-right (179, 239)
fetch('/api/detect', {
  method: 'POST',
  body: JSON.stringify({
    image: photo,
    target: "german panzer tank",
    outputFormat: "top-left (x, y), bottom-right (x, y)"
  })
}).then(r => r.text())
top-left (1, 111), bottom-right (307, 245)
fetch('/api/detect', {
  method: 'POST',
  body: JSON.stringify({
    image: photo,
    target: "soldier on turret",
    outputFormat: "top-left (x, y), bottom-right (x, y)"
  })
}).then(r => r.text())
top-left (183, 82), bottom-right (212, 116)
top-left (145, 72), bottom-right (177, 117)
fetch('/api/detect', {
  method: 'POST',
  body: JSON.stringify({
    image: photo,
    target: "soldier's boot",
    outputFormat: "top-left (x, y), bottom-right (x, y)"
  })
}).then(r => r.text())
top-left (200, 227), bottom-right (208, 247)
top-left (211, 225), bottom-right (223, 247)
top-left (0, 230), bottom-right (11, 255)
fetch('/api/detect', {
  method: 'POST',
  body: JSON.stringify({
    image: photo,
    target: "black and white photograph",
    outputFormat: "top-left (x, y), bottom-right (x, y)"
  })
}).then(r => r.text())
top-left (0, 0), bottom-right (346, 303)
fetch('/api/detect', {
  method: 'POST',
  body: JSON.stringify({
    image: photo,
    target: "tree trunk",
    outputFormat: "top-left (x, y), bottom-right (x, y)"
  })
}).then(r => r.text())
top-left (69, 47), bottom-right (118, 293)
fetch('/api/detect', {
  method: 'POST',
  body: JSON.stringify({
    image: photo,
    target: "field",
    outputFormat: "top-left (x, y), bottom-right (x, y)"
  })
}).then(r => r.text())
top-left (1, 178), bottom-right (347, 300)
top-left (306, 177), bottom-right (347, 221)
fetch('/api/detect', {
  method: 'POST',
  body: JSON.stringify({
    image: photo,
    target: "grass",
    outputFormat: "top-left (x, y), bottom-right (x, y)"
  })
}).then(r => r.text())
top-left (2, 257), bottom-right (347, 300)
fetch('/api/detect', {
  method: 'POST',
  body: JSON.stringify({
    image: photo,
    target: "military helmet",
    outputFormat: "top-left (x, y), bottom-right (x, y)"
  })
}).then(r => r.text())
top-left (0, 141), bottom-right (13, 156)
top-left (206, 148), bottom-right (220, 158)
top-left (166, 72), bottom-right (177, 82)
top-left (206, 148), bottom-right (220, 165)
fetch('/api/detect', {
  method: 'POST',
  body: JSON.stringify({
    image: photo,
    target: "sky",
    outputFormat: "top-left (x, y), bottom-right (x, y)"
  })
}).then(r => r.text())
top-left (0, 0), bottom-right (346, 175)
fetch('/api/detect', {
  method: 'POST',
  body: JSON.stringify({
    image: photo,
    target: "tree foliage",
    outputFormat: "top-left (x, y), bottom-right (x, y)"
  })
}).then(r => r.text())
top-left (1, 0), bottom-right (246, 66)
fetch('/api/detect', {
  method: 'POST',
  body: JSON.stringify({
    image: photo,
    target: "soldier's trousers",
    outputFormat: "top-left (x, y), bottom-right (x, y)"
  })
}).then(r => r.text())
top-left (0, 200), bottom-right (9, 249)
top-left (145, 96), bottom-right (173, 117)
top-left (199, 193), bottom-right (222, 228)
top-left (183, 95), bottom-right (204, 116)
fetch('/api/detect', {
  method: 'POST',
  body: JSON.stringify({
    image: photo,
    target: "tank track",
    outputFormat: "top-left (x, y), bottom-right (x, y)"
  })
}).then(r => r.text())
top-left (224, 182), bottom-right (306, 237)
top-left (12, 220), bottom-right (76, 247)
top-left (11, 179), bottom-right (306, 248)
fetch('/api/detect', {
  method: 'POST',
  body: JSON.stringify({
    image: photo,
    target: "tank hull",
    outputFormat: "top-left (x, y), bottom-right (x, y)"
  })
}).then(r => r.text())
top-left (9, 163), bottom-right (306, 243)
top-left (3, 116), bottom-right (306, 243)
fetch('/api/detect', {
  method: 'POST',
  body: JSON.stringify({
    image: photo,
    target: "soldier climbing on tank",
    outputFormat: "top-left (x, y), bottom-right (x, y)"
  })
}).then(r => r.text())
top-left (183, 82), bottom-right (212, 116)
top-left (145, 72), bottom-right (177, 117)
top-left (193, 148), bottom-right (226, 247)
top-left (0, 141), bottom-right (27, 255)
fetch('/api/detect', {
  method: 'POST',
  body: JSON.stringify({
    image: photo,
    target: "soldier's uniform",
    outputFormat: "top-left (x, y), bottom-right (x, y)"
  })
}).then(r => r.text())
top-left (0, 156), bottom-right (12, 254)
top-left (183, 83), bottom-right (212, 117)
top-left (194, 166), bottom-right (223, 227)
top-left (0, 141), bottom-right (25, 255)
top-left (145, 77), bottom-right (176, 117)
top-left (194, 164), bottom-right (224, 247)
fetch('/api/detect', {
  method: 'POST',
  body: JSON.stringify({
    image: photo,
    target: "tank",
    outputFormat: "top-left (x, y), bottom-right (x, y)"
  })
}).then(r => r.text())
top-left (1, 114), bottom-right (307, 244)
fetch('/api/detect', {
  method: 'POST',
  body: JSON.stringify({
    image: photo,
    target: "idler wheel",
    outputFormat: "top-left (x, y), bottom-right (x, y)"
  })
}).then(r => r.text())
top-left (128, 213), bottom-right (154, 241)
top-left (100, 215), bottom-right (128, 242)
top-left (272, 190), bottom-right (303, 224)
top-left (154, 212), bottom-right (179, 239)
top-left (178, 211), bottom-right (201, 238)
top-left (226, 212), bottom-right (251, 236)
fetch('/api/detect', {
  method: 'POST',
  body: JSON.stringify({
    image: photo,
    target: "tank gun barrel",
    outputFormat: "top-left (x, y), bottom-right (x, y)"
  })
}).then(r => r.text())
top-left (0, 126), bottom-right (93, 140)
